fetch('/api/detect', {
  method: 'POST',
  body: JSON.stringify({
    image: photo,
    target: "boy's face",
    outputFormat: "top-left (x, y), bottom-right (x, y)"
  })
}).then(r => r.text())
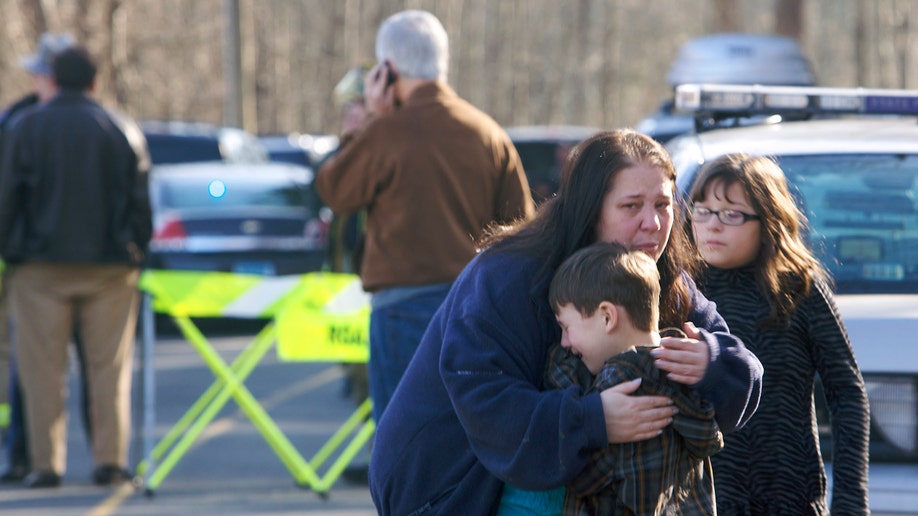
top-left (556, 303), bottom-right (614, 374)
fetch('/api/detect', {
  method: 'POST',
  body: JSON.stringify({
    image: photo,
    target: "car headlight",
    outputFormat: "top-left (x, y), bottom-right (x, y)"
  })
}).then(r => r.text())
top-left (865, 374), bottom-right (918, 456)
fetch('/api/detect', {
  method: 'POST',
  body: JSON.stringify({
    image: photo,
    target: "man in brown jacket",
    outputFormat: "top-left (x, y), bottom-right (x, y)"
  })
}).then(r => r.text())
top-left (316, 9), bottom-right (534, 424)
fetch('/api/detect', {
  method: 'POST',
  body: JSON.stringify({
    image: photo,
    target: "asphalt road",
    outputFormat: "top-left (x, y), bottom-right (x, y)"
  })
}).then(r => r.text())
top-left (0, 320), bottom-right (376, 515)
top-left (2, 319), bottom-right (917, 515)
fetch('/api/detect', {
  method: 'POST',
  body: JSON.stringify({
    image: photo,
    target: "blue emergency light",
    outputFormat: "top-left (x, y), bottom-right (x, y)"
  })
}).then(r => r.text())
top-left (674, 83), bottom-right (918, 118)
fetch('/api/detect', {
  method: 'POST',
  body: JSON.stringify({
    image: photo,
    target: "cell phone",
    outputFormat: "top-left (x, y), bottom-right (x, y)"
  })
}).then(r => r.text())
top-left (383, 61), bottom-right (398, 86)
top-left (378, 61), bottom-right (401, 108)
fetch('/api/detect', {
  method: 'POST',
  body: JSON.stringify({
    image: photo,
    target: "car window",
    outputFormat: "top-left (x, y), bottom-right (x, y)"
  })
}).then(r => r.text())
top-left (146, 134), bottom-right (223, 164)
top-left (778, 154), bottom-right (918, 294)
top-left (514, 141), bottom-right (576, 202)
top-left (158, 176), bottom-right (310, 211)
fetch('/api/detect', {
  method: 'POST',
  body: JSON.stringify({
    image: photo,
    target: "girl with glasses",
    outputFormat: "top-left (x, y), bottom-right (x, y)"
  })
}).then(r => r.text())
top-left (687, 153), bottom-right (869, 515)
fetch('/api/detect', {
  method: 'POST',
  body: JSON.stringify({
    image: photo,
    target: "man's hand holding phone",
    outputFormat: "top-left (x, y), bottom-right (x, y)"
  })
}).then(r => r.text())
top-left (364, 61), bottom-right (399, 116)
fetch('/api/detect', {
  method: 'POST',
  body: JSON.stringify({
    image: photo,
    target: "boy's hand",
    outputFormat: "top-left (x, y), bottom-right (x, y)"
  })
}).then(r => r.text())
top-left (652, 321), bottom-right (709, 385)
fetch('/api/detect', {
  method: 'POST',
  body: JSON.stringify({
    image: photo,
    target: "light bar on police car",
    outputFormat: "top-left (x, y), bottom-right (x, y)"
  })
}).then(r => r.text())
top-left (675, 83), bottom-right (918, 117)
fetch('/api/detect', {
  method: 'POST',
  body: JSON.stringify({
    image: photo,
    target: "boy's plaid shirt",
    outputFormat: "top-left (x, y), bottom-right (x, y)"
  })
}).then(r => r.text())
top-left (544, 343), bottom-right (724, 516)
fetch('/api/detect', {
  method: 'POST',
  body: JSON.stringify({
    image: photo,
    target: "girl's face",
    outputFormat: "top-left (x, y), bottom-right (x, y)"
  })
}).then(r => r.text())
top-left (692, 180), bottom-right (762, 269)
top-left (596, 164), bottom-right (674, 262)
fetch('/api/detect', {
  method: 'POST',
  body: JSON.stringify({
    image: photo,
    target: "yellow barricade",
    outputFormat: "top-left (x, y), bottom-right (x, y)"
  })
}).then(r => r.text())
top-left (136, 269), bottom-right (373, 497)
top-left (276, 273), bottom-right (369, 363)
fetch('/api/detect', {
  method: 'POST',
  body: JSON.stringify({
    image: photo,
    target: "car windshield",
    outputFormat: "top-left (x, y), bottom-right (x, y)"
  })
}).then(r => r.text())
top-left (514, 141), bottom-right (576, 202)
top-left (146, 135), bottom-right (223, 164)
top-left (157, 176), bottom-right (309, 210)
top-left (777, 154), bottom-right (918, 294)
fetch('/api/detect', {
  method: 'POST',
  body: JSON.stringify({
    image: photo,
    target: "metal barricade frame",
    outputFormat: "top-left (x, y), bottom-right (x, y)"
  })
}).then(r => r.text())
top-left (134, 269), bottom-right (373, 497)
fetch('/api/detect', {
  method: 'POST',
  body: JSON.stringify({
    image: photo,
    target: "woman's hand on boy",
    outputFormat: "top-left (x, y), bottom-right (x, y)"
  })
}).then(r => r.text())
top-left (652, 322), bottom-right (710, 386)
top-left (600, 378), bottom-right (675, 443)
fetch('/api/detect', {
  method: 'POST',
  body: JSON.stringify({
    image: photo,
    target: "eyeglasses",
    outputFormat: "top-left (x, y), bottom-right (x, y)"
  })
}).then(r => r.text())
top-left (691, 205), bottom-right (760, 226)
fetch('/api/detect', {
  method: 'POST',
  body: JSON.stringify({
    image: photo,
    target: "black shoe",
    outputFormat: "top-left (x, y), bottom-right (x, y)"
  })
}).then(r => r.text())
top-left (0, 465), bottom-right (29, 483)
top-left (24, 470), bottom-right (61, 488)
top-left (92, 464), bottom-right (131, 486)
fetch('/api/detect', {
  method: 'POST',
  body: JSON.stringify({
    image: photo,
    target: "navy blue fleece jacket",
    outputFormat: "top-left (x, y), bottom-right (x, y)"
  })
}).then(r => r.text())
top-left (369, 247), bottom-right (762, 515)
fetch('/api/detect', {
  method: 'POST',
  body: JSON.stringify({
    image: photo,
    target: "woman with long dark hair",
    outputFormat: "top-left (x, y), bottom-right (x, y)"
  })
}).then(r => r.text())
top-left (369, 129), bottom-right (764, 515)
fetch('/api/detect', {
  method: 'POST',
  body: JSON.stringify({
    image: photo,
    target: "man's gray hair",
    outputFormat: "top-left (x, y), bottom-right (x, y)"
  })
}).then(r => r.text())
top-left (375, 10), bottom-right (449, 82)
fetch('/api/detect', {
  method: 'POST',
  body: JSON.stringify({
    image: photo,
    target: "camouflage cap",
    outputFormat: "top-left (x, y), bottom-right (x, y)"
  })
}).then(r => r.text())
top-left (333, 65), bottom-right (371, 106)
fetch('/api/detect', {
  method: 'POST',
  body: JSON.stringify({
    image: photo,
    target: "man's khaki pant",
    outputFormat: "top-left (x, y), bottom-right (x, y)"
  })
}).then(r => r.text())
top-left (9, 263), bottom-right (139, 475)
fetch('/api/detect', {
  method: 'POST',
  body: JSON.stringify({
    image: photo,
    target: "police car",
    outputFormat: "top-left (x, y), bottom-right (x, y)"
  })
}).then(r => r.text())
top-left (665, 83), bottom-right (918, 512)
top-left (636, 33), bottom-right (815, 143)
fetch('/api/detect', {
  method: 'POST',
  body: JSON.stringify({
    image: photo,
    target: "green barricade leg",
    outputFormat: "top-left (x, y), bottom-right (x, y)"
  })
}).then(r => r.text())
top-left (143, 316), bottom-right (320, 492)
top-left (135, 319), bottom-right (277, 478)
top-left (0, 402), bottom-right (10, 428)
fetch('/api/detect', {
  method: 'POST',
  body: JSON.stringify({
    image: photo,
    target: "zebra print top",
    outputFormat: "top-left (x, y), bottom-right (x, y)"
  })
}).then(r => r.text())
top-left (699, 266), bottom-right (869, 515)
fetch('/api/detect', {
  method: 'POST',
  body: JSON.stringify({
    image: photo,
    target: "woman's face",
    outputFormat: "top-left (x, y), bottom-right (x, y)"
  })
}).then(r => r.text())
top-left (691, 180), bottom-right (762, 269)
top-left (596, 164), bottom-right (674, 262)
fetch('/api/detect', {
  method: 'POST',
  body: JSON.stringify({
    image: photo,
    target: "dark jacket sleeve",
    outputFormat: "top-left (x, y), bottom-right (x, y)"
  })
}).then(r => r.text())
top-left (0, 119), bottom-right (27, 256)
top-left (684, 274), bottom-right (764, 432)
top-left (440, 252), bottom-right (609, 491)
top-left (111, 110), bottom-right (153, 260)
top-left (0, 96), bottom-right (39, 257)
top-left (807, 280), bottom-right (869, 514)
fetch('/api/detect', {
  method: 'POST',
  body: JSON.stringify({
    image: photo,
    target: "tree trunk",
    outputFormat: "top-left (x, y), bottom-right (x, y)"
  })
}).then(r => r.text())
top-left (17, 0), bottom-right (47, 36)
top-left (714, 0), bottom-right (739, 32)
top-left (856, 0), bottom-right (869, 86)
top-left (775, 0), bottom-right (804, 40)
top-left (99, 0), bottom-right (122, 106)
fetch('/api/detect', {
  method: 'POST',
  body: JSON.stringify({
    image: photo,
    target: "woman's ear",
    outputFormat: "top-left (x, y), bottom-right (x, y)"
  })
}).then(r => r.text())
top-left (598, 301), bottom-right (618, 333)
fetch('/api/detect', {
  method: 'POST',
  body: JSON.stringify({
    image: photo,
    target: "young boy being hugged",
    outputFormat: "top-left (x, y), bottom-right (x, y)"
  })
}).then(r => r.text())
top-left (499, 241), bottom-right (723, 515)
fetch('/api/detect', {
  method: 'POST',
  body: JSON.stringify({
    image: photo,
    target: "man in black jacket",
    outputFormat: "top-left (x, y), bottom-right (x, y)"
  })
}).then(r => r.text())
top-left (0, 45), bottom-right (151, 489)
top-left (0, 31), bottom-right (86, 486)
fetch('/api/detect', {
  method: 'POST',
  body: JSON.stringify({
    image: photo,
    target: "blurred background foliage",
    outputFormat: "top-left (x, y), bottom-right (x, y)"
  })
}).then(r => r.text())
top-left (0, 0), bottom-right (914, 136)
